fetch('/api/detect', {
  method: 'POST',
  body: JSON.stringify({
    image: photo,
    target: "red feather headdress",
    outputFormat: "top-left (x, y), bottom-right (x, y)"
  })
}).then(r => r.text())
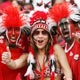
top-left (49, 2), bottom-right (72, 23)
top-left (2, 5), bottom-right (25, 28)
top-left (30, 11), bottom-right (48, 25)
top-left (30, 11), bottom-right (49, 34)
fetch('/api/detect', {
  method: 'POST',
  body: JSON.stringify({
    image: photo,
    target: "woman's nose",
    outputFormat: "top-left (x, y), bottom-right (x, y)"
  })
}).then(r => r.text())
top-left (38, 32), bottom-right (43, 37)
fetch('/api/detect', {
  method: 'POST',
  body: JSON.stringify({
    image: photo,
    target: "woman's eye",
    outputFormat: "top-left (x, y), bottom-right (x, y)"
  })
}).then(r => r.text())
top-left (42, 31), bottom-right (48, 35)
top-left (34, 31), bottom-right (39, 35)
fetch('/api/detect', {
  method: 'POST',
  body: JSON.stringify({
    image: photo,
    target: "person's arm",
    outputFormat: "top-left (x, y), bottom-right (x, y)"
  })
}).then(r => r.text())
top-left (54, 44), bottom-right (72, 80)
top-left (2, 51), bottom-right (28, 69)
top-left (54, 0), bottom-right (65, 4)
top-left (72, 32), bottom-right (80, 43)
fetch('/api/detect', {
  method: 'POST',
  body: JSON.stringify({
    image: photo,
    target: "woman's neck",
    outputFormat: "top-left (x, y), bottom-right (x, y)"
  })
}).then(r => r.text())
top-left (38, 48), bottom-right (46, 55)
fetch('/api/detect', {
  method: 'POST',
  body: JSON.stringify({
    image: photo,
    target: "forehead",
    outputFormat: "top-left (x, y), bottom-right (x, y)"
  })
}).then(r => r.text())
top-left (59, 18), bottom-right (69, 24)
top-left (7, 26), bottom-right (20, 29)
top-left (35, 28), bottom-right (45, 31)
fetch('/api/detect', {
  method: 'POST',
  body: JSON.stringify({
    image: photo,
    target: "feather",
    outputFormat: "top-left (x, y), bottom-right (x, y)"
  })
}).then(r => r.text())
top-left (2, 5), bottom-right (25, 28)
top-left (49, 2), bottom-right (71, 23)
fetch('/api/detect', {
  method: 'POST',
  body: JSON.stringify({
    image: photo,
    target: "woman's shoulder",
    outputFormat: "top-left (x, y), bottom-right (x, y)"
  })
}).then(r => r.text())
top-left (53, 44), bottom-right (65, 55)
top-left (54, 44), bottom-right (62, 49)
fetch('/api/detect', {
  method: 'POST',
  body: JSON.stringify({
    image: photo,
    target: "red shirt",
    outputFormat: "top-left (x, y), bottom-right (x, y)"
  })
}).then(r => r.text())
top-left (0, 36), bottom-right (26, 80)
top-left (65, 41), bottom-right (80, 80)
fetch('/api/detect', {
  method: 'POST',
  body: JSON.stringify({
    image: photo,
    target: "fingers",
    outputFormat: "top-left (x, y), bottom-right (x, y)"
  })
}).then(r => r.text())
top-left (1, 46), bottom-right (11, 64)
top-left (72, 32), bottom-right (80, 42)
top-left (2, 52), bottom-right (11, 64)
top-left (6, 46), bottom-right (11, 58)
top-left (72, 32), bottom-right (80, 38)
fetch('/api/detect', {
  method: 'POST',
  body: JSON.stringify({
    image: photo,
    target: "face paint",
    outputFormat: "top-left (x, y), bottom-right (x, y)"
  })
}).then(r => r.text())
top-left (58, 18), bottom-right (71, 42)
top-left (7, 27), bottom-right (20, 46)
top-left (59, 18), bottom-right (75, 42)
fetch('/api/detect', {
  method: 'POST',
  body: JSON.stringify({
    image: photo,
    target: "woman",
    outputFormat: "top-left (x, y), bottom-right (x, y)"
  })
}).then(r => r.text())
top-left (2, 10), bottom-right (72, 80)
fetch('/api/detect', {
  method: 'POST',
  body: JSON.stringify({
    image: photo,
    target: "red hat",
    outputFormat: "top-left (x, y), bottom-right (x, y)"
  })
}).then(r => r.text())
top-left (30, 11), bottom-right (49, 34)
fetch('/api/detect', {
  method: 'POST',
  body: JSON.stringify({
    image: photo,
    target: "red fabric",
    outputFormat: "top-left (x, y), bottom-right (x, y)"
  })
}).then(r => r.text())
top-left (50, 72), bottom-right (54, 80)
top-left (0, 38), bottom-right (26, 80)
top-left (26, 75), bottom-right (30, 80)
top-left (49, 2), bottom-right (71, 23)
top-left (30, 11), bottom-right (48, 25)
top-left (75, 30), bottom-right (80, 80)
top-left (0, 68), bottom-right (3, 80)
top-left (28, 46), bottom-right (34, 55)
top-left (65, 41), bottom-right (80, 80)
top-left (41, 64), bottom-right (45, 80)
top-left (16, 73), bottom-right (21, 80)
top-left (49, 46), bottom-right (54, 55)
top-left (2, 5), bottom-right (24, 28)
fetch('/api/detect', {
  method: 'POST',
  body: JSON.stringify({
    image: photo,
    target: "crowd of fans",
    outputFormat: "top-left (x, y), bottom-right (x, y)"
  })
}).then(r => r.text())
top-left (0, 0), bottom-right (80, 80)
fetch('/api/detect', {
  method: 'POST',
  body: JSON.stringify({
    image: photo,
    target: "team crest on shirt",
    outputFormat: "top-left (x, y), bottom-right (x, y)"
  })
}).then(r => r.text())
top-left (74, 54), bottom-right (79, 61)
top-left (70, 52), bottom-right (73, 56)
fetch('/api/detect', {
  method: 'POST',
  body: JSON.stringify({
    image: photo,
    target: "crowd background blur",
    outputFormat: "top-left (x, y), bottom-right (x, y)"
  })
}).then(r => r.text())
top-left (0, 0), bottom-right (80, 15)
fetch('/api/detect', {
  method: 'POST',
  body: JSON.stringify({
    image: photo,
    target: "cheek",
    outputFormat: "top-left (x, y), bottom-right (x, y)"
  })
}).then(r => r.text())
top-left (7, 32), bottom-right (12, 38)
top-left (70, 24), bottom-right (75, 36)
top-left (15, 32), bottom-right (20, 37)
top-left (33, 35), bottom-right (38, 40)
top-left (44, 36), bottom-right (49, 42)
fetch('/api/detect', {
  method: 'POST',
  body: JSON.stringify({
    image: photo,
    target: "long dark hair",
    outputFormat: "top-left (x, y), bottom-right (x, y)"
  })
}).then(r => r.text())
top-left (31, 29), bottom-right (51, 60)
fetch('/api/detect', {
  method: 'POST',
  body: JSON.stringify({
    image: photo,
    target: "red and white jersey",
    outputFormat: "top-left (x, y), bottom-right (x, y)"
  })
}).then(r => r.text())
top-left (65, 41), bottom-right (80, 80)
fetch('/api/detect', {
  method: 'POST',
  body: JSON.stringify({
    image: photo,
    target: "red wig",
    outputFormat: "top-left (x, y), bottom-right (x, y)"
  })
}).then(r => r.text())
top-left (49, 2), bottom-right (72, 23)
top-left (2, 5), bottom-right (25, 28)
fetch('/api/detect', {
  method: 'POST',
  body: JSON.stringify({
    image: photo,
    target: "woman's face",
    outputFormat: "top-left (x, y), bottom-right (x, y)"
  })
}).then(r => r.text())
top-left (33, 28), bottom-right (49, 49)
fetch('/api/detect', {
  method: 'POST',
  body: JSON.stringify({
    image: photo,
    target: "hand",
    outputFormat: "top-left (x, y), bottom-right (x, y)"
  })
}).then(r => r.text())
top-left (64, 78), bottom-right (72, 80)
top-left (2, 46), bottom-right (11, 64)
top-left (63, 76), bottom-right (72, 80)
top-left (72, 32), bottom-right (80, 42)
